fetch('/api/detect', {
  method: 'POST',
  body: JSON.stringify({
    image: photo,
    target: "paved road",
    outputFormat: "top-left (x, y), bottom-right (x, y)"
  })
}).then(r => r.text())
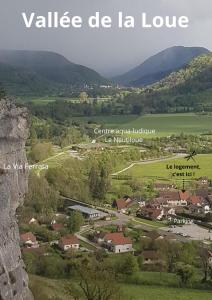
top-left (63, 196), bottom-right (186, 242)
top-left (112, 153), bottom-right (186, 176)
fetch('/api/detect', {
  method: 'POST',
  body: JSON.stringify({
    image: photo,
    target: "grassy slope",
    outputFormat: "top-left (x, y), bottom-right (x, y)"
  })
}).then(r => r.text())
top-left (73, 113), bottom-right (212, 137)
top-left (123, 154), bottom-right (212, 179)
top-left (29, 275), bottom-right (69, 300)
top-left (30, 273), bottom-right (212, 300)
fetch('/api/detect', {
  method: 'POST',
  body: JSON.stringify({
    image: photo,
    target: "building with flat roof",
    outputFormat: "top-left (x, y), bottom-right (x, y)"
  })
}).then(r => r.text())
top-left (68, 205), bottom-right (108, 220)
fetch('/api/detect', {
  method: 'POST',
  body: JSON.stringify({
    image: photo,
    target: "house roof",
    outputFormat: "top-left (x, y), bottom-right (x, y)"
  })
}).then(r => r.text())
top-left (144, 231), bottom-right (163, 240)
top-left (59, 235), bottom-right (79, 246)
top-left (159, 191), bottom-right (180, 200)
top-left (28, 218), bottom-right (38, 224)
top-left (152, 197), bottom-right (168, 206)
top-left (196, 188), bottom-right (208, 198)
top-left (20, 232), bottom-right (36, 243)
top-left (189, 195), bottom-right (204, 205)
top-left (155, 183), bottom-right (174, 189)
top-left (179, 191), bottom-right (190, 201)
top-left (139, 207), bottom-right (163, 219)
top-left (22, 247), bottom-right (46, 255)
top-left (95, 231), bottom-right (107, 239)
top-left (68, 205), bottom-right (107, 217)
top-left (104, 232), bottom-right (132, 245)
top-left (51, 223), bottom-right (63, 231)
top-left (163, 207), bottom-right (175, 214)
top-left (115, 199), bottom-right (128, 210)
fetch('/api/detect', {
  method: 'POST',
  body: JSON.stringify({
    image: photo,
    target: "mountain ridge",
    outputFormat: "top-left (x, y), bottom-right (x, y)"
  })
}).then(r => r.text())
top-left (114, 46), bottom-right (210, 87)
top-left (123, 53), bottom-right (212, 113)
top-left (0, 49), bottom-right (109, 96)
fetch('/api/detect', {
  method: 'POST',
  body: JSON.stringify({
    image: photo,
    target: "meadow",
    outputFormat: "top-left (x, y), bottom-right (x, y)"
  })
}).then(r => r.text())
top-left (123, 154), bottom-right (212, 180)
top-left (74, 113), bottom-right (212, 137)
top-left (122, 285), bottom-right (212, 300)
top-left (30, 272), bottom-right (212, 300)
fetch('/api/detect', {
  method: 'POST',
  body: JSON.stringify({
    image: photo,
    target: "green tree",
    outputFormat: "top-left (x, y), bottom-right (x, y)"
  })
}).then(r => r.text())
top-left (98, 167), bottom-right (110, 200)
top-left (89, 165), bottom-right (100, 199)
top-left (199, 246), bottom-right (211, 282)
top-left (29, 126), bottom-right (38, 146)
top-left (46, 158), bottom-right (90, 202)
top-left (73, 259), bottom-right (121, 300)
top-left (175, 262), bottom-right (195, 287)
top-left (38, 256), bottom-right (66, 278)
top-left (137, 255), bottom-right (144, 270)
top-left (26, 173), bottom-right (60, 216)
top-left (23, 252), bottom-right (39, 274)
top-left (68, 211), bottom-right (84, 233)
top-left (30, 142), bottom-right (53, 163)
top-left (180, 242), bottom-right (197, 265)
top-left (116, 254), bottom-right (138, 276)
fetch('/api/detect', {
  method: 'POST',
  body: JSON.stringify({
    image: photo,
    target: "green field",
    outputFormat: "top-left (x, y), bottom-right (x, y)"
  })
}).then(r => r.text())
top-left (122, 285), bottom-right (212, 300)
top-left (123, 154), bottom-right (212, 180)
top-left (74, 113), bottom-right (212, 137)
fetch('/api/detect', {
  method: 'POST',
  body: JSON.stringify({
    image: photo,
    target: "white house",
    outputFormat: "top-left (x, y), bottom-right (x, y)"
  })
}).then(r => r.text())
top-left (59, 235), bottom-right (79, 251)
top-left (103, 232), bottom-right (133, 253)
top-left (20, 232), bottom-right (38, 248)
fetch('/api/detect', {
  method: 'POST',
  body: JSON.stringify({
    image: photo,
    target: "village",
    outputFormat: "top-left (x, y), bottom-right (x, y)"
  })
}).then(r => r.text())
top-left (19, 175), bottom-right (212, 273)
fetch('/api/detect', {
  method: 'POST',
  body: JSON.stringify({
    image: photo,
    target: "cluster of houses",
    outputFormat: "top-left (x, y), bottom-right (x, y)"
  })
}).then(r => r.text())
top-left (137, 188), bottom-right (211, 221)
top-left (113, 177), bottom-right (212, 223)
top-left (20, 212), bottom-right (81, 253)
top-left (20, 231), bottom-right (80, 252)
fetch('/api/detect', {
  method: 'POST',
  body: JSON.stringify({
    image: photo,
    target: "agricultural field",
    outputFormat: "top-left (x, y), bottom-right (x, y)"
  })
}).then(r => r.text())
top-left (123, 154), bottom-right (212, 180)
top-left (74, 113), bottom-right (212, 137)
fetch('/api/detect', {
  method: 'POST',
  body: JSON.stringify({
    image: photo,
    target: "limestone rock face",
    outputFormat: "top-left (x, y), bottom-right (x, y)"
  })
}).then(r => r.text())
top-left (0, 99), bottom-right (33, 299)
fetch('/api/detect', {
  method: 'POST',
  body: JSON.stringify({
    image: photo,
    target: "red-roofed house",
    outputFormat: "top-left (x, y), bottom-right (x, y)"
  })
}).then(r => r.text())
top-left (188, 195), bottom-right (204, 206)
top-left (137, 207), bottom-right (164, 220)
top-left (113, 197), bottom-right (134, 213)
top-left (20, 232), bottom-right (38, 248)
top-left (59, 235), bottom-right (79, 251)
top-left (103, 232), bottom-right (133, 253)
top-left (179, 191), bottom-right (190, 202)
top-left (188, 195), bottom-right (210, 214)
top-left (158, 190), bottom-right (188, 206)
top-left (114, 199), bottom-right (127, 212)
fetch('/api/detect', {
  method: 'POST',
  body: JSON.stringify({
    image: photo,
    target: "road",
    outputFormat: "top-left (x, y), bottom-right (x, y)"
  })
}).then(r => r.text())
top-left (112, 153), bottom-right (186, 176)
top-left (76, 230), bottom-right (101, 250)
top-left (62, 196), bottom-right (187, 242)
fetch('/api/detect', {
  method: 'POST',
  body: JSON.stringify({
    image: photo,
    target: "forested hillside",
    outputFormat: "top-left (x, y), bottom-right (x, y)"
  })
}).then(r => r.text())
top-left (123, 54), bottom-right (212, 113)
top-left (0, 50), bottom-right (109, 96)
top-left (114, 46), bottom-right (209, 87)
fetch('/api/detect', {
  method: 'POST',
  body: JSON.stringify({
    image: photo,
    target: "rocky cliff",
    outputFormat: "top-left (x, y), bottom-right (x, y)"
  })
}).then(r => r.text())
top-left (0, 99), bottom-right (33, 299)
